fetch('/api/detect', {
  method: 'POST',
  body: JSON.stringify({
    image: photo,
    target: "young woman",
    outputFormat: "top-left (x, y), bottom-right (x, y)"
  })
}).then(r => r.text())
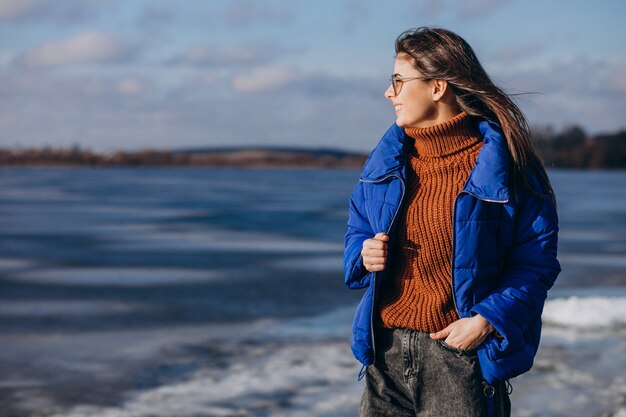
top-left (343, 27), bottom-right (561, 417)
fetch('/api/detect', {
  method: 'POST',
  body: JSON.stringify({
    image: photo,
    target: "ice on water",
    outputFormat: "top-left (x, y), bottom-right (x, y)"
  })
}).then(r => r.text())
top-left (47, 296), bottom-right (626, 417)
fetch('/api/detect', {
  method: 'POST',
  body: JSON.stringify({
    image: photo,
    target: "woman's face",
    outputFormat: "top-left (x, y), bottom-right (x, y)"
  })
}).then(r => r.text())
top-left (384, 54), bottom-right (436, 128)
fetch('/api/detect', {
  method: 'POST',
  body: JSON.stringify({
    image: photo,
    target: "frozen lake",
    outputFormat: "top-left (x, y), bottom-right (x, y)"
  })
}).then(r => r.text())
top-left (0, 167), bottom-right (625, 417)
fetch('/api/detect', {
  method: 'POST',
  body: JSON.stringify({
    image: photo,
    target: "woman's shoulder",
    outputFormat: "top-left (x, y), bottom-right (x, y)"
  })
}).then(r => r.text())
top-left (359, 123), bottom-right (408, 180)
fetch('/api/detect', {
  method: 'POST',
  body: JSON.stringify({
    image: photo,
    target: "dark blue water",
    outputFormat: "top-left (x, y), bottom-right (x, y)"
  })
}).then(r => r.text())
top-left (0, 168), bottom-right (367, 330)
top-left (0, 167), bottom-right (624, 417)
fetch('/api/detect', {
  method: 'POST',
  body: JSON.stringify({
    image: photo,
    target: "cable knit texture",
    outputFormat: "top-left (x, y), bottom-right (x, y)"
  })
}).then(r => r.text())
top-left (378, 111), bottom-right (484, 333)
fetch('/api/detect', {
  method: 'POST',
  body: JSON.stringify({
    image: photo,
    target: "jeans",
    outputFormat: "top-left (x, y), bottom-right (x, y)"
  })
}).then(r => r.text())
top-left (359, 327), bottom-right (511, 417)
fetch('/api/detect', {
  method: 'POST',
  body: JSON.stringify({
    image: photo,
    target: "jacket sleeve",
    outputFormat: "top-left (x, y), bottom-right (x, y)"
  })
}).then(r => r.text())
top-left (344, 181), bottom-right (375, 290)
top-left (470, 184), bottom-right (561, 353)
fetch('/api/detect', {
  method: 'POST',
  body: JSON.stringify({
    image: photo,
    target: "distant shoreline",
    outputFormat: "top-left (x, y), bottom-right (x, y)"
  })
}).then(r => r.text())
top-left (1, 125), bottom-right (624, 169)
top-left (0, 147), bottom-right (368, 169)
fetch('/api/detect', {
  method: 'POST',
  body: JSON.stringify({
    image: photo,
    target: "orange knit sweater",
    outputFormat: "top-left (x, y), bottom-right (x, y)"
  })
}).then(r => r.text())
top-left (378, 111), bottom-right (484, 333)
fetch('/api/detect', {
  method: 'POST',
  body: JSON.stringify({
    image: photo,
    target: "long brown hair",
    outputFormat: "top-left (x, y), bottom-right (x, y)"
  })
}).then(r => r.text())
top-left (396, 27), bottom-right (556, 205)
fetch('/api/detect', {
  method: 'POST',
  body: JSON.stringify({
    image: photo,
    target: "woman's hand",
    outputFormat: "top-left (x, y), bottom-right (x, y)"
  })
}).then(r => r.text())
top-left (429, 314), bottom-right (494, 350)
top-left (361, 232), bottom-right (389, 272)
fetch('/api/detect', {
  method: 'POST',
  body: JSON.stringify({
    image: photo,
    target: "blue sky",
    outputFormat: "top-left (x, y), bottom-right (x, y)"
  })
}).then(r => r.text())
top-left (1, 0), bottom-right (625, 152)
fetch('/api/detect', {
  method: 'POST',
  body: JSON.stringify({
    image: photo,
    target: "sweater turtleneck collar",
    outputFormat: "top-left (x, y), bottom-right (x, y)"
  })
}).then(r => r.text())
top-left (404, 111), bottom-right (482, 158)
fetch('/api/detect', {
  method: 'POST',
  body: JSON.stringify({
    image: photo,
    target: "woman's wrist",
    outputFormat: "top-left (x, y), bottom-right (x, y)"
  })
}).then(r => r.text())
top-left (473, 313), bottom-right (495, 334)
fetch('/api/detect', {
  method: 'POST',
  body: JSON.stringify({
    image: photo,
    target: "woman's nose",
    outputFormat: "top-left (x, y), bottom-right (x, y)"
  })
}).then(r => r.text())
top-left (384, 84), bottom-right (394, 99)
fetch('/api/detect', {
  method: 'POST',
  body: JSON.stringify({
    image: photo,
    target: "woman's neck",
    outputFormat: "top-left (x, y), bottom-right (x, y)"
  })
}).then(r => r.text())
top-left (404, 111), bottom-right (481, 158)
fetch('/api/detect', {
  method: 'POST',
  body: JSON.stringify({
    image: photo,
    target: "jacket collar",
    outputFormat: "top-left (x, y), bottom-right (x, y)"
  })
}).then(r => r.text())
top-left (359, 123), bottom-right (408, 182)
top-left (360, 118), bottom-right (511, 203)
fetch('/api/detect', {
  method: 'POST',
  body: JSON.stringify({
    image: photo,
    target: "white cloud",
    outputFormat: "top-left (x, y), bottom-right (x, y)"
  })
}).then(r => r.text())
top-left (1, 52), bottom-right (623, 153)
top-left (15, 31), bottom-right (132, 68)
top-left (491, 56), bottom-right (626, 132)
top-left (0, 0), bottom-right (40, 19)
top-left (0, 0), bottom-right (115, 23)
top-left (115, 77), bottom-right (146, 95)
top-left (0, 68), bottom-right (390, 152)
top-left (77, 75), bottom-right (152, 98)
top-left (169, 42), bottom-right (287, 68)
top-left (232, 65), bottom-right (301, 93)
top-left (498, 57), bottom-right (626, 97)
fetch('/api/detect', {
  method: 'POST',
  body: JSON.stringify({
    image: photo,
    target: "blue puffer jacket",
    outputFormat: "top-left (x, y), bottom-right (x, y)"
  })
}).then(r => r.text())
top-left (344, 119), bottom-right (561, 385)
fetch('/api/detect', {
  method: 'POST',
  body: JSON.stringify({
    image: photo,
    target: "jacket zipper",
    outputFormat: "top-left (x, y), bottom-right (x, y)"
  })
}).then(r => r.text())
top-left (359, 173), bottom-right (406, 361)
top-left (450, 190), bottom-right (509, 316)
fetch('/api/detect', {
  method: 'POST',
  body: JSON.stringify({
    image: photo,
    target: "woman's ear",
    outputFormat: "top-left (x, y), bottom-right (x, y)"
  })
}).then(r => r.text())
top-left (431, 79), bottom-right (449, 102)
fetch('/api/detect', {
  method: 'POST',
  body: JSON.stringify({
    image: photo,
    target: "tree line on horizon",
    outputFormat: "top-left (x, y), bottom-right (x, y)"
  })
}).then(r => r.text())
top-left (531, 125), bottom-right (625, 169)
top-left (1, 125), bottom-right (624, 169)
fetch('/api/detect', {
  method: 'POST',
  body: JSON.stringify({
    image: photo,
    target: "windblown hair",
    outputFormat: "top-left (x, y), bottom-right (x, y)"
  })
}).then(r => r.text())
top-left (396, 27), bottom-right (556, 204)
